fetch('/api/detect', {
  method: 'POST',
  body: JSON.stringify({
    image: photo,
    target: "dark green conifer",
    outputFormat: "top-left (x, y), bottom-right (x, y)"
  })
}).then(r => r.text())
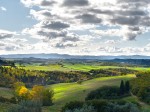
top-left (125, 81), bottom-right (130, 93)
top-left (119, 80), bottom-right (125, 95)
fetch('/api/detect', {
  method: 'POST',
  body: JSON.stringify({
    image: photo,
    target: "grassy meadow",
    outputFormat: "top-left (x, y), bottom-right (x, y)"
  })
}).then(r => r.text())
top-left (0, 74), bottom-right (135, 112)
top-left (0, 73), bottom-right (150, 112)
top-left (17, 63), bottom-right (150, 72)
top-left (44, 74), bottom-right (135, 112)
top-left (1, 62), bottom-right (150, 112)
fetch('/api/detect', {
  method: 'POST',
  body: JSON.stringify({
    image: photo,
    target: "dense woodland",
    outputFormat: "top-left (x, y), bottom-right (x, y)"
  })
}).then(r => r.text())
top-left (90, 68), bottom-right (137, 77)
top-left (0, 59), bottom-right (14, 66)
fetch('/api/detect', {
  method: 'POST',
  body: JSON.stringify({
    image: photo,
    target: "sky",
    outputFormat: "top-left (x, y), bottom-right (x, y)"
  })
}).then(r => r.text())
top-left (0, 0), bottom-right (150, 55)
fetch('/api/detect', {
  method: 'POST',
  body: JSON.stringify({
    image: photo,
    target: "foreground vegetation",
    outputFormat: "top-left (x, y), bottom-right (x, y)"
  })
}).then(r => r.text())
top-left (0, 75), bottom-right (134, 112)
top-left (0, 58), bottom-right (150, 112)
top-left (0, 74), bottom-right (150, 112)
top-left (130, 72), bottom-right (150, 104)
top-left (45, 75), bottom-right (135, 112)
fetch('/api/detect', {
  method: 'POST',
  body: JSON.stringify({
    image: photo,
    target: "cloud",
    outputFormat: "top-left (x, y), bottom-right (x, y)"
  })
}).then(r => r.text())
top-left (20, 0), bottom-right (56, 7)
top-left (53, 42), bottom-right (77, 49)
top-left (22, 26), bottom-right (81, 48)
top-left (62, 0), bottom-right (89, 7)
top-left (0, 30), bottom-right (16, 39)
top-left (40, 0), bottom-right (56, 6)
top-left (0, 37), bottom-right (31, 51)
top-left (19, 0), bottom-right (150, 55)
top-left (30, 9), bottom-right (53, 21)
top-left (21, 0), bottom-right (150, 42)
top-left (0, 7), bottom-right (7, 11)
top-left (76, 13), bottom-right (102, 24)
top-left (105, 40), bottom-right (117, 45)
top-left (42, 31), bottom-right (81, 48)
top-left (41, 21), bottom-right (70, 30)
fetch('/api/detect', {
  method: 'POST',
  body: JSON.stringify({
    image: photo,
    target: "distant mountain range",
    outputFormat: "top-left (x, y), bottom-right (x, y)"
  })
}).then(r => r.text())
top-left (0, 53), bottom-right (150, 60)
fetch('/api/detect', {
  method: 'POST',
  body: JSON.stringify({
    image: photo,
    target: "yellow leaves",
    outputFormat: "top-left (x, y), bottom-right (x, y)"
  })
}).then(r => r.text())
top-left (14, 83), bottom-right (31, 101)
top-left (31, 85), bottom-right (44, 101)
top-left (19, 86), bottom-right (29, 96)
top-left (32, 85), bottom-right (44, 93)
top-left (15, 85), bottom-right (45, 101)
top-left (14, 83), bottom-right (54, 105)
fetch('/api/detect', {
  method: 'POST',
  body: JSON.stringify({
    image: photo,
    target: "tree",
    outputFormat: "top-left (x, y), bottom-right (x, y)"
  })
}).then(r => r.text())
top-left (119, 80), bottom-right (125, 95)
top-left (15, 86), bottom-right (30, 102)
top-left (13, 83), bottom-right (54, 106)
top-left (42, 89), bottom-right (54, 106)
top-left (31, 85), bottom-right (44, 101)
top-left (125, 81), bottom-right (130, 93)
top-left (31, 86), bottom-right (54, 106)
top-left (13, 82), bottom-right (25, 90)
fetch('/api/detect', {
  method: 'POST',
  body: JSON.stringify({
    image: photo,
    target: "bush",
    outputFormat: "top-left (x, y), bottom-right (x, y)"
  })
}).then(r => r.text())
top-left (62, 100), bottom-right (109, 112)
top-left (13, 84), bottom-right (54, 106)
top-left (106, 102), bottom-right (140, 112)
top-left (8, 100), bottom-right (42, 112)
top-left (85, 86), bottom-right (120, 100)
top-left (77, 80), bottom-right (83, 85)
top-left (0, 96), bottom-right (10, 103)
top-left (62, 100), bottom-right (140, 112)
top-left (61, 101), bottom-right (84, 112)
top-left (86, 100), bottom-right (108, 112)
top-left (65, 105), bottom-right (96, 112)
top-left (42, 89), bottom-right (54, 106)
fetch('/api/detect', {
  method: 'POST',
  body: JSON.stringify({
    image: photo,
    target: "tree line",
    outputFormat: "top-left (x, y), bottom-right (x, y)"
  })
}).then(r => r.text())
top-left (0, 66), bottom-right (135, 88)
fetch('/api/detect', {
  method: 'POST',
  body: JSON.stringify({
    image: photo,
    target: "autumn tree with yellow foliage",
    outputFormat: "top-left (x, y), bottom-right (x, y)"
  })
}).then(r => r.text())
top-left (13, 82), bottom-right (54, 106)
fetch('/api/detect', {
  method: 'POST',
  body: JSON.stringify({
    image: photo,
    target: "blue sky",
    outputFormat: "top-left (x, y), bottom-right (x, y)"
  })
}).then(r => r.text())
top-left (0, 0), bottom-right (150, 55)
top-left (0, 0), bottom-right (36, 31)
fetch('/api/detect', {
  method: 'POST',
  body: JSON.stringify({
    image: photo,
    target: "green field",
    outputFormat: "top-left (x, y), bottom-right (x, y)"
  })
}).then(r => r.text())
top-left (43, 74), bottom-right (136, 112)
top-left (17, 63), bottom-right (150, 72)
top-left (0, 74), bottom-right (149, 112)
top-left (0, 88), bottom-right (14, 112)
top-left (0, 63), bottom-right (150, 112)
top-left (0, 88), bottom-right (13, 99)
top-left (18, 64), bottom-right (69, 71)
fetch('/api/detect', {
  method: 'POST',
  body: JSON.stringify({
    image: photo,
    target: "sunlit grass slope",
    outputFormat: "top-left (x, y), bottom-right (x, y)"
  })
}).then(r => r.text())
top-left (43, 74), bottom-right (135, 112)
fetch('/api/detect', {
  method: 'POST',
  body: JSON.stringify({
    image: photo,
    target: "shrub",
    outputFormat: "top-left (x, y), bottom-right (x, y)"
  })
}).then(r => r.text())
top-left (86, 100), bottom-right (108, 112)
top-left (0, 96), bottom-right (10, 103)
top-left (85, 86), bottom-right (120, 100)
top-left (65, 105), bottom-right (96, 112)
top-left (42, 89), bottom-right (54, 106)
top-left (106, 102), bottom-right (140, 112)
top-left (13, 84), bottom-right (54, 106)
top-left (62, 100), bottom-right (140, 112)
top-left (8, 100), bottom-right (42, 112)
top-left (61, 101), bottom-right (84, 112)
top-left (77, 80), bottom-right (83, 85)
